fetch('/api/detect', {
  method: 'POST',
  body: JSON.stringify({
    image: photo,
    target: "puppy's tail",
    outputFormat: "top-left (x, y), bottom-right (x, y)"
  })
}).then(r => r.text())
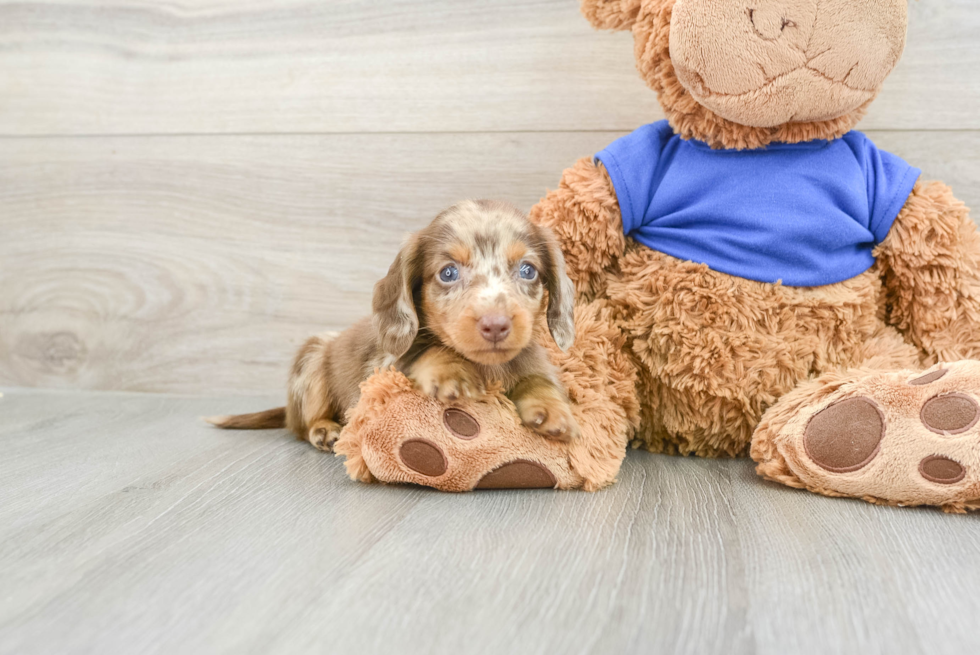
top-left (205, 407), bottom-right (287, 430)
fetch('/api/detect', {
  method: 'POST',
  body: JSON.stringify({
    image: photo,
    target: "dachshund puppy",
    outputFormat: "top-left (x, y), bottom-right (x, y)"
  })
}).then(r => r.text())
top-left (208, 200), bottom-right (578, 451)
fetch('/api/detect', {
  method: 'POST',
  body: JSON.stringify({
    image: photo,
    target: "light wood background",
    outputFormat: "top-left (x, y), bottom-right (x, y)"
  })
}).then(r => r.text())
top-left (1, 0), bottom-right (978, 395)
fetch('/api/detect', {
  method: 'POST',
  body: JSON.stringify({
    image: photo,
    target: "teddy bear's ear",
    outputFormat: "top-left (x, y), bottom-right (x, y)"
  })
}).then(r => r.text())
top-left (581, 0), bottom-right (644, 31)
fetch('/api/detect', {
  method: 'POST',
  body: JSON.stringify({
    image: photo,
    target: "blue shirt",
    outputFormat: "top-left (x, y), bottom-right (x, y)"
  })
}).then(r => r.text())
top-left (594, 121), bottom-right (921, 287)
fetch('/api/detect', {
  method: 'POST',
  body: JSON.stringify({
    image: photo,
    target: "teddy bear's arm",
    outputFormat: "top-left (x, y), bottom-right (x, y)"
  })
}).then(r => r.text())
top-left (529, 157), bottom-right (626, 301)
top-left (875, 181), bottom-right (980, 363)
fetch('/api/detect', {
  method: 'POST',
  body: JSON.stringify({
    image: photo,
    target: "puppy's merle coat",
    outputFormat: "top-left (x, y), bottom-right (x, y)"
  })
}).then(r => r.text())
top-left (209, 200), bottom-right (579, 451)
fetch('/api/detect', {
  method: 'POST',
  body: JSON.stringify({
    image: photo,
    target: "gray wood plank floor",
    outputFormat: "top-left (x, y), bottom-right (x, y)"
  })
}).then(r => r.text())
top-left (3, 388), bottom-right (979, 655)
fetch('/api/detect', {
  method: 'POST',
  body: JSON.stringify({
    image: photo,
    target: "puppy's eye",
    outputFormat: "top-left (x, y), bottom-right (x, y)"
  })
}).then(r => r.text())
top-left (439, 265), bottom-right (459, 283)
top-left (519, 262), bottom-right (537, 280)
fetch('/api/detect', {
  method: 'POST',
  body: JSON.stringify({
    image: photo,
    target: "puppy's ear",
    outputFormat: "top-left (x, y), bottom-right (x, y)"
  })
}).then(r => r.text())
top-left (581, 0), bottom-right (643, 31)
top-left (372, 235), bottom-right (421, 358)
top-left (536, 226), bottom-right (576, 352)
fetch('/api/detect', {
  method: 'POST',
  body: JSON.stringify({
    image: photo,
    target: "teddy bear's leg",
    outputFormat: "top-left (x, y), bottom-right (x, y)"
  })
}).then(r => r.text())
top-left (752, 327), bottom-right (980, 512)
top-left (529, 157), bottom-right (626, 301)
top-left (334, 300), bottom-right (640, 492)
top-left (875, 181), bottom-right (980, 363)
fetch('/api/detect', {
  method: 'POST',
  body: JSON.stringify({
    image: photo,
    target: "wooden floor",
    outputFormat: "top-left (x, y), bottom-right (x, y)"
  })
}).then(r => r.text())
top-left (3, 387), bottom-right (979, 655)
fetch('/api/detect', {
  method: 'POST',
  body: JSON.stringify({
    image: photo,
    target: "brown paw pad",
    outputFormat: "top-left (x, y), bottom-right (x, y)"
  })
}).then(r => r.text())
top-left (920, 393), bottom-right (979, 435)
top-left (443, 408), bottom-right (480, 440)
top-left (399, 439), bottom-right (447, 477)
top-left (803, 397), bottom-right (884, 473)
top-left (909, 369), bottom-right (947, 386)
top-left (475, 460), bottom-right (557, 489)
top-left (919, 455), bottom-right (966, 485)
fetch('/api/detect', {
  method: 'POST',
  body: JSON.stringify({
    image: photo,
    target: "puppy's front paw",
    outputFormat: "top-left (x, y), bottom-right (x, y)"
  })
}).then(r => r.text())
top-left (308, 419), bottom-right (343, 452)
top-left (411, 362), bottom-right (482, 405)
top-left (516, 396), bottom-right (580, 443)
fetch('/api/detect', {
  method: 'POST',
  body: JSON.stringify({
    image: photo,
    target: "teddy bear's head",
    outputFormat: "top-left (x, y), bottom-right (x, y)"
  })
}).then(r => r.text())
top-left (583, 0), bottom-right (908, 149)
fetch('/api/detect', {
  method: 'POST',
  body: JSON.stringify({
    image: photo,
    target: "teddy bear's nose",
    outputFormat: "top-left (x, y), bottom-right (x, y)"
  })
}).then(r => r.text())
top-left (749, 6), bottom-right (797, 41)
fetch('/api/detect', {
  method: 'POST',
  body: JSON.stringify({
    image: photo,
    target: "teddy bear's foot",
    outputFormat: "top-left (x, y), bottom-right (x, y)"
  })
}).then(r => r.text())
top-left (752, 361), bottom-right (980, 513)
top-left (333, 368), bottom-right (584, 491)
top-left (333, 300), bottom-right (640, 492)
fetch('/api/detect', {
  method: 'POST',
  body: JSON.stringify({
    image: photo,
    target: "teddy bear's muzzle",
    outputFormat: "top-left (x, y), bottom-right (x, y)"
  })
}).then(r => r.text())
top-left (667, 0), bottom-right (908, 128)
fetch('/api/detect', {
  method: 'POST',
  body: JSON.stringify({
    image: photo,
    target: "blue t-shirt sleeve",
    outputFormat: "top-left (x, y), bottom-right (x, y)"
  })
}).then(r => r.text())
top-left (845, 132), bottom-right (921, 245)
top-left (594, 121), bottom-right (673, 236)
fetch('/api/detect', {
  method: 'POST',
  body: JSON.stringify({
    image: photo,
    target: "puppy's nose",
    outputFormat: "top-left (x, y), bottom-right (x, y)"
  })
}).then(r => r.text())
top-left (478, 315), bottom-right (511, 343)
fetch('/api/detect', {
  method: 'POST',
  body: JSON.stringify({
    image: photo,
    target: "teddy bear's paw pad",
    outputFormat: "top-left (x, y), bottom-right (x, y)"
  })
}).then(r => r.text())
top-left (919, 455), bottom-right (966, 484)
top-left (909, 369), bottom-right (948, 385)
top-left (399, 439), bottom-right (448, 477)
top-left (920, 393), bottom-right (979, 434)
top-left (804, 397), bottom-right (884, 473)
top-left (443, 408), bottom-right (480, 440)
top-left (475, 460), bottom-right (557, 489)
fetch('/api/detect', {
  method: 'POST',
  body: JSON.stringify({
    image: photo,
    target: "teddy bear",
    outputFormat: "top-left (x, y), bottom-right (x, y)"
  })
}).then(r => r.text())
top-left (335, 0), bottom-right (980, 512)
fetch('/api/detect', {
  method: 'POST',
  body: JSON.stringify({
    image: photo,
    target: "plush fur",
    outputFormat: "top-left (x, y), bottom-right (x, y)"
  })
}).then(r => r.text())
top-left (335, 0), bottom-right (980, 508)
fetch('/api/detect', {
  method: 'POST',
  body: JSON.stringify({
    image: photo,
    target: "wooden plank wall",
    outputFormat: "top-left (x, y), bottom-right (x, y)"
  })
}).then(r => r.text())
top-left (1, 0), bottom-right (978, 395)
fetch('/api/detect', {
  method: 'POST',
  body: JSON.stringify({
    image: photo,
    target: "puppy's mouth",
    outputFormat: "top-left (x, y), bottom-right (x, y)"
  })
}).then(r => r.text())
top-left (463, 343), bottom-right (523, 366)
top-left (441, 311), bottom-right (533, 366)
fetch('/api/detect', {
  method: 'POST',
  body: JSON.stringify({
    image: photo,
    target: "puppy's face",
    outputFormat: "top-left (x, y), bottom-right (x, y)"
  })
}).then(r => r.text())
top-left (373, 200), bottom-right (575, 365)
